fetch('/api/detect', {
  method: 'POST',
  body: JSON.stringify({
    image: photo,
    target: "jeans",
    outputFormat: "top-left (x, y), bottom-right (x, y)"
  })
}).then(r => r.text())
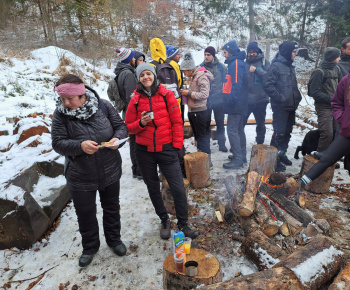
top-left (227, 114), bottom-right (246, 163)
top-left (188, 109), bottom-right (211, 154)
top-left (243, 102), bottom-right (267, 144)
top-left (70, 180), bottom-right (121, 255)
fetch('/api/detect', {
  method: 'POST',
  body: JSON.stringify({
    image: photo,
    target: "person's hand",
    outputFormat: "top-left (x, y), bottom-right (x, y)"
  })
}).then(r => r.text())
top-left (81, 140), bottom-right (99, 154)
top-left (180, 89), bottom-right (189, 96)
top-left (140, 111), bottom-right (152, 126)
top-left (108, 138), bottom-right (120, 150)
top-left (250, 66), bottom-right (256, 72)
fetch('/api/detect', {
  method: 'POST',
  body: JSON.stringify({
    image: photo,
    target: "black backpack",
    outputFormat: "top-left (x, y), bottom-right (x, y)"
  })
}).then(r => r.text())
top-left (307, 66), bottom-right (341, 96)
top-left (107, 68), bottom-right (128, 112)
top-left (150, 59), bottom-right (179, 98)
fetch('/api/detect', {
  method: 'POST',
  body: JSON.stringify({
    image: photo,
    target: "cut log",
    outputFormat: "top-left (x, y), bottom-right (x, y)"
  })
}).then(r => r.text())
top-left (254, 199), bottom-right (279, 236)
top-left (238, 171), bottom-right (260, 217)
top-left (304, 223), bottom-right (322, 237)
top-left (260, 182), bottom-right (314, 227)
top-left (183, 126), bottom-right (193, 139)
top-left (282, 177), bottom-right (299, 198)
top-left (300, 154), bottom-right (336, 194)
top-left (249, 144), bottom-right (278, 176)
top-left (315, 219), bottom-right (330, 235)
top-left (294, 190), bottom-right (306, 209)
top-left (215, 211), bottom-right (223, 222)
top-left (161, 179), bottom-right (190, 215)
top-left (201, 267), bottom-right (304, 289)
top-left (218, 201), bottom-right (233, 222)
top-left (274, 235), bottom-right (344, 290)
top-left (163, 248), bottom-right (222, 289)
top-left (328, 263), bottom-right (350, 290)
top-left (241, 230), bottom-right (287, 270)
top-left (224, 175), bottom-right (243, 208)
top-left (184, 152), bottom-right (211, 188)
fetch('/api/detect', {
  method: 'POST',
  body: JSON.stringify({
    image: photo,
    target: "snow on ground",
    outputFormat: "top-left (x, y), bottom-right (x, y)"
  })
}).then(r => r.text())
top-left (1, 46), bottom-right (350, 289)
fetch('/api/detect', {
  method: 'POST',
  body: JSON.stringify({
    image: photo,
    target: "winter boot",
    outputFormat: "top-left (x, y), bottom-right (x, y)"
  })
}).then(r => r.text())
top-left (178, 223), bottom-right (200, 239)
top-left (79, 254), bottom-right (94, 267)
top-left (160, 216), bottom-right (171, 240)
top-left (278, 151), bottom-right (292, 166)
top-left (223, 160), bottom-right (243, 170)
top-left (276, 160), bottom-right (286, 172)
top-left (111, 241), bottom-right (127, 256)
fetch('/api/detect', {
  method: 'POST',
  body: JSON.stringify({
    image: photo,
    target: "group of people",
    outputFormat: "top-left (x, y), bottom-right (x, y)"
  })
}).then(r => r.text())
top-left (51, 36), bottom-right (350, 267)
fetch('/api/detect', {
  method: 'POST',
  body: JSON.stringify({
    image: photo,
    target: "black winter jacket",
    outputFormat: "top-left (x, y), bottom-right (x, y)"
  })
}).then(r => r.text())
top-left (263, 53), bottom-right (301, 111)
top-left (245, 53), bottom-right (270, 105)
top-left (338, 52), bottom-right (350, 79)
top-left (114, 62), bottom-right (137, 105)
top-left (51, 90), bottom-right (128, 191)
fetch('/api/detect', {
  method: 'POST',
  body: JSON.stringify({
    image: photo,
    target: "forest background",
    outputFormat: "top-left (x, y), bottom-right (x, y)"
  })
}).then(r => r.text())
top-left (1, 0), bottom-right (349, 66)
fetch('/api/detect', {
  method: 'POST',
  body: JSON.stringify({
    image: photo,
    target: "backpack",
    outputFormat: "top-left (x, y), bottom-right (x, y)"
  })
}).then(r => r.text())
top-left (107, 68), bottom-right (128, 112)
top-left (307, 66), bottom-right (341, 96)
top-left (150, 59), bottom-right (180, 98)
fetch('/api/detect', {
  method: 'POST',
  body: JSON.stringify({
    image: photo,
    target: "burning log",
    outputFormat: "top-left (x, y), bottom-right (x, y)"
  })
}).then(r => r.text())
top-left (249, 144), bottom-right (278, 176)
top-left (281, 177), bottom-right (299, 197)
top-left (260, 182), bottom-right (314, 227)
top-left (328, 263), bottom-right (350, 290)
top-left (300, 154), bottom-right (336, 194)
top-left (274, 235), bottom-right (344, 290)
top-left (219, 201), bottom-right (233, 222)
top-left (238, 171), bottom-right (260, 217)
top-left (201, 267), bottom-right (303, 289)
top-left (184, 152), bottom-right (211, 188)
top-left (254, 198), bottom-right (279, 237)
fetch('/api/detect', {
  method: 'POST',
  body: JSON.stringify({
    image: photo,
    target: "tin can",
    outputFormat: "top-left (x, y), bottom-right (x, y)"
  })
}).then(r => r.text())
top-left (173, 230), bottom-right (185, 257)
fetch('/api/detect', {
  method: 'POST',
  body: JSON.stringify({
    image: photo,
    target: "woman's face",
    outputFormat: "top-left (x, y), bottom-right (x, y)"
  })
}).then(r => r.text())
top-left (183, 70), bottom-right (193, 78)
top-left (60, 94), bottom-right (86, 110)
top-left (139, 70), bottom-right (154, 91)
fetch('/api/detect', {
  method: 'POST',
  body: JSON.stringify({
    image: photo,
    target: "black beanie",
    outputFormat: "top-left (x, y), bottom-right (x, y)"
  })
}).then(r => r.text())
top-left (204, 46), bottom-right (216, 57)
top-left (279, 41), bottom-right (298, 61)
top-left (324, 47), bottom-right (341, 62)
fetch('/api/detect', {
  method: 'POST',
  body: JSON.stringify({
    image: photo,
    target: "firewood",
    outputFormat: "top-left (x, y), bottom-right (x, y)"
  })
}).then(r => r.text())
top-left (238, 171), bottom-right (260, 217)
top-left (282, 177), bottom-right (299, 198)
top-left (224, 175), bottom-right (244, 209)
top-left (300, 154), bottom-right (336, 194)
top-left (294, 190), bottom-right (306, 208)
top-left (249, 144), bottom-right (278, 176)
top-left (215, 211), bottom-right (223, 222)
top-left (315, 219), bottom-right (330, 235)
top-left (328, 263), bottom-right (350, 290)
top-left (274, 235), bottom-right (344, 290)
top-left (218, 201), bottom-right (233, 222)
top-left (201, 267), bottom-right (303, 289)
top-left (304, 223), bottom-right (323, 237)
top-left (254, 199), bottom-right (279, 236)
top-left (184, 152), bottom-right (211, 188)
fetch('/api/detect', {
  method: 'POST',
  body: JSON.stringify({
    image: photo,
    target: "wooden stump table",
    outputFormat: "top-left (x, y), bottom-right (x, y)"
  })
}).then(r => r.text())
top-left (163, 248), bottom-right (222, 289)
top-left (184, 152), bottom-right (211, 188)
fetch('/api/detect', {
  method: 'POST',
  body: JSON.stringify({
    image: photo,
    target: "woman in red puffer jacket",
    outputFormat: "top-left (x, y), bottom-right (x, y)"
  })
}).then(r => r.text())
top-left (125, 63), bottom-right (199, 240)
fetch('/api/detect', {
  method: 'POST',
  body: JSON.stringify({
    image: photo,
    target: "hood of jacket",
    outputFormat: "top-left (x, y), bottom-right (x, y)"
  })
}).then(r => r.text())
top-left (246, 52), bottom-right (265, 65)
top-left (225, 50), bottom-right (246, 65)
top-left (272, 53), bottom-right (294, 67)
top-left (150, 38), bottom-right (167, 63)
top-left (193, 66), bottom-right (214, 82)
top-left (114, 62), bottom-right (135, 75)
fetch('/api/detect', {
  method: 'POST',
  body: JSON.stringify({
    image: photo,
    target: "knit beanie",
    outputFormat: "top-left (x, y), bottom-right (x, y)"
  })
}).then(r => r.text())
top-left (115, 48), bottom-right (135, 64)
top-left (324, 47), bottom-right (341, 62)
top-left (134, 51), bottom-right (145, 62)
top-left (204, 46), bottom-right (216, 57)
top-left (223, 40), bottom-right (240, 55)
top-left (135, 63), bottom-right (157, 81)
top-left (180, 52), bottom-right (196, 70)
top-left (247, 42), bottom-right (262, 54)
top-left (166, 45), bottom-right (180, 59)
top-left (279, 41), bottom-right (298, 61)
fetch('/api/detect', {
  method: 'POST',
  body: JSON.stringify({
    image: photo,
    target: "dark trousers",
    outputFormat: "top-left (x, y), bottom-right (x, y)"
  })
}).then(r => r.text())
top-left (315, 103), bottom-right (337, 152)
top-left (136, 148), bottom-right (188, 225)
top-left (208, 102), bottom-right (226, 146)
top-left (270, 107), bottom-right (295, 153)
top-left (129, 134), bottom-right (141, 176)
top-left (227, 114), bottom-right (246, 163)
top-left (188, 109), bottom-right (211, 154)
top-left (243, 102), bottom-right (267, 144)
top-left (306, 134), bottom-right (350, 180)
top-left (70, 180), bottom-right (121, 255)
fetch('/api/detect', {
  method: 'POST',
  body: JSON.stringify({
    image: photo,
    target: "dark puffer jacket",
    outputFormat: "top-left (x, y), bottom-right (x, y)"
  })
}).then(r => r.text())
top-left (114, 62), bottom-right (137, 105)
top-left (125, 84), bottom-right (183, 152)
top-left (338, 52), bottom-right (350, 78)
top-left (263, 53), bottom-right (301, 111)
top-left (245, 53), bottom-right (270, 105)
top-left (51, 90), bottom-right (128, 191)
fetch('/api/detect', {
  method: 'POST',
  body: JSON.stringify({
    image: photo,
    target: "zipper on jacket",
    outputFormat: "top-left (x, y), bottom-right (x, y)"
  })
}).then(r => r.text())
top-left (149, 96), bottom-right (157, 152)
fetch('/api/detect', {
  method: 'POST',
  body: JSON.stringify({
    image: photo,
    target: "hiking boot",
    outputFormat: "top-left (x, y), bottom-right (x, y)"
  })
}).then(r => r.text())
top-left (133, 174), bottom-right (143, 180)
top-left (79, 254), bottom-right (94, 267)
top-left (111, 242), bottom-right (127, 256)
top-left (228, 154), bottom-right (234, 160)
top-left (223, 160), bottom-right (243, 170)
top-left (219, 145), bottom-right (228, 152)
top-left (160, 217), bottom-right (171, 240)
top-left (276, 161), bottom-right (286, 172)
top-left (278, 152), bottom-right (292, 166)
top-left (178, 224), bottom-right (200, 239)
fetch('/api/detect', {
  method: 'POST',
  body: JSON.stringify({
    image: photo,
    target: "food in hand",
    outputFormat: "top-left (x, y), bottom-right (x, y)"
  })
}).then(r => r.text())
top-left (101, 142), bottom-right (114, 146)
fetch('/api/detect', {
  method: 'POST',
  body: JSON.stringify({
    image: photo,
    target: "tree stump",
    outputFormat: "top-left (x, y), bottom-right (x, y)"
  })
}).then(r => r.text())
top-left (163, 248), bottom-right (222, 289)
top-left (184, 152), bottom-right (211, 188)
top-left (249, 144), bottom-right (278, 177)
top-left (161, 178), bottom-right (190, 215)
top-left (300, 154), bottom-right (336, 194)
top-left (183, 126), bottom-right (193, 139)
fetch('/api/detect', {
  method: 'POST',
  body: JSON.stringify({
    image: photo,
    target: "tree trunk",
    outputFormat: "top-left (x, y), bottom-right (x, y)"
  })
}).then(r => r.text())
top-left (248, 0), bottom-right (255, 41)
top-left (249, 144), bottom-right (278, 177)
top-left (300, 154), bottom-right (336, 194)
top-left (76, 0), bottom-right (87, 45)
top-left (201, 267), bottom-right (303, 289)
top-left (299, 0), bottom-right (309, 45)
top-left (37, 0), bottom-right (48, 40)
top-left (184, 152), bottom-right (211, 188)
top-left (274, 235), bottom-right (344, 290)
top-left (238, 171), bottom-right (260, 217)
top-left (163, 248), bottom-right (222, 289)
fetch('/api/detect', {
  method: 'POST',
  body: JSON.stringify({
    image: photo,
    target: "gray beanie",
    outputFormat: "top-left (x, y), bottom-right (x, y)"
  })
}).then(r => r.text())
top-left (135, 63), bottom-right (157, 81)
top-left (324, 47), bottom-right (341, 62)
top-left (180, 52), bottom-right (196, 70)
